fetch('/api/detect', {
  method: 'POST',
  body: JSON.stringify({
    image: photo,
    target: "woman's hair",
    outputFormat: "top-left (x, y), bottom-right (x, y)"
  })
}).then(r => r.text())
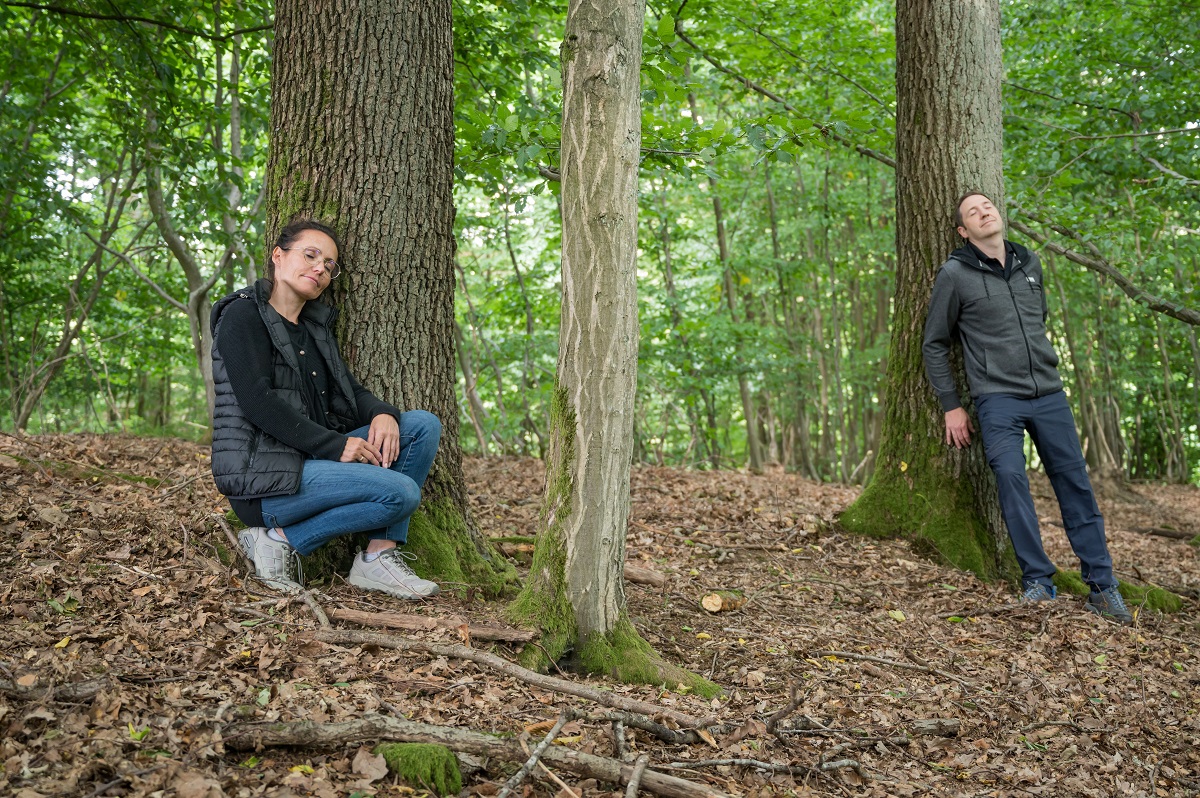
top-left (267, 219), bottom-right (343, 280)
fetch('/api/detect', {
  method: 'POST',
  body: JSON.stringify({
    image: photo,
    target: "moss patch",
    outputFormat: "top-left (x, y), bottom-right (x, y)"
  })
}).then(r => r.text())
top-left (1052, 570), bottom-right (1184, 613)
top-left (405, 496), bottom-right (518, 598)
top-left (576, 616), bottom-right (723, 699)
top-left (1189, 534), bottom-right (1200, 548)
top-left (507, 385), bottom-right (578, 669)
top-left (841, 462), bottom-right (1013, 582)
top-left (374, 743), bottom-right (461, 796)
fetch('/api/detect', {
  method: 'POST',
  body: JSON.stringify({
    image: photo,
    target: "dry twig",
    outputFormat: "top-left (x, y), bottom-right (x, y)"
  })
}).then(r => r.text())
top-left (497, 714), bottom-right (571, 798)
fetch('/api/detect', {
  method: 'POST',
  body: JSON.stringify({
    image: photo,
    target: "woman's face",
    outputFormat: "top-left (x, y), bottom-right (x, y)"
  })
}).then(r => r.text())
top-left (271, 230), bottom-right (339, 302)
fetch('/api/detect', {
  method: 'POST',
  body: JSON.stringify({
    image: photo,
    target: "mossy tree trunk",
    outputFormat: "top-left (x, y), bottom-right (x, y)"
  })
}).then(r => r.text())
top-left (509, 0), bottom-right (716, 696)
top-left (839, 0), bottom-right (1011, 580)
top-left (266, 0), bottom-right (512, 592)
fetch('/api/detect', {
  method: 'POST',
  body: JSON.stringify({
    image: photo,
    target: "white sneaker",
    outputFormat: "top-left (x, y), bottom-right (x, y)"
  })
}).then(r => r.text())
top-left (348, 549), bottom-right (440, 599)
top-left (239, 527), bottom-right (303, 593)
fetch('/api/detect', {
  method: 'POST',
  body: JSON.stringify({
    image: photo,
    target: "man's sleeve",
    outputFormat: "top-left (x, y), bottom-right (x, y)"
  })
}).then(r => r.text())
top-left (922, 266), bottom-right (963, 412)
top-left (217, 300), bottom-right (347, 460)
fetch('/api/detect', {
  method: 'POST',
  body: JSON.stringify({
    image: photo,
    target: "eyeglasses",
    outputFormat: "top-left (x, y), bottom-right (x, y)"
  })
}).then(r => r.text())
top-left (283, 246), bottom-right (342, 279)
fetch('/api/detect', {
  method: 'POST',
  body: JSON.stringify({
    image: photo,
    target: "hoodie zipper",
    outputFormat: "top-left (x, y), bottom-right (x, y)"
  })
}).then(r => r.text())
top-left (1004, 254), bottom-right (1039, 396)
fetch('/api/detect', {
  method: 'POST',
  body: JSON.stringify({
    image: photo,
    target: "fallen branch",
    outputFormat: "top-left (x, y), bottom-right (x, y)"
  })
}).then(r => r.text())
top-left (625, 564), bottom-right (668, 588)
top-left (313, 628), bottom-right (715, 729)
top-left (0, 676), bottom-right (112, 703)
top-left (497, 714), bottom-right (570, 798)
top-left (303, 591), bottom-right (331, 628)
top-left (223, 714), bottom-right (731, 798)
top-left (587, 711), bottom-right (707, 745)
top-left (327, 607), bottom-right (535, 643)
top-left (811, 650), bottom-right (976, 689)
top-left (1127, 526), bottom-right (1197, 541)
top-left (626, 754), bottom-right (651, 798)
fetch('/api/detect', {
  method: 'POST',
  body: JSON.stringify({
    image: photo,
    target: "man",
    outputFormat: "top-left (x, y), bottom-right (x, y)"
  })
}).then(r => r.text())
top-left (922, 192), bottom-right (1132, 624)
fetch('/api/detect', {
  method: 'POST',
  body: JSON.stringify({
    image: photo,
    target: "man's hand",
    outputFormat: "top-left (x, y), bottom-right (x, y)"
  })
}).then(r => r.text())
top-left (367, 413), bottom-right (401, 468)
top-left (944, 407), bottom-right (975, 449)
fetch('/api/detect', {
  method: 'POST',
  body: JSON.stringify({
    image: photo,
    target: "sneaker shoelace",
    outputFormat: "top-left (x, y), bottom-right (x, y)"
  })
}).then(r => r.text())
top-left (378, 548), bottom-right (420, 578)
top-left (1100, 587), bottom-right (1128, 612)
top-left (284, 549), bottom-right (305, 587)
top-left (1022, 582), bottom-right (1049, 601)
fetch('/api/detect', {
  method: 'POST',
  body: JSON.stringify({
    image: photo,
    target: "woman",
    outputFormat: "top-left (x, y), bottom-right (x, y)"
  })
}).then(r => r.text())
top-left (210, 219), bottom-right (442, 598)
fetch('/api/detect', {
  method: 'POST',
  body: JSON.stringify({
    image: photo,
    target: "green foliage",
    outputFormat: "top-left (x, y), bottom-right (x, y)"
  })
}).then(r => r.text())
top-left (374, 743), bottom-right (462, 796)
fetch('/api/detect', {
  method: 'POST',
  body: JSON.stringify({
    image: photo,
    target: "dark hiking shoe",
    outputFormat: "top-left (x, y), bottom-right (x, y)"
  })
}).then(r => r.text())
top-left (1019, 581), bottom-right (1056, 603)
top-left (1086, 586), bottom-right (1134, 625)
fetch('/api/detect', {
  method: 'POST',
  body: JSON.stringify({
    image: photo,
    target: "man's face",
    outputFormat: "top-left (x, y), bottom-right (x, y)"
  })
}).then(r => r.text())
top-left (956, 194), bottom-right (1003, 242)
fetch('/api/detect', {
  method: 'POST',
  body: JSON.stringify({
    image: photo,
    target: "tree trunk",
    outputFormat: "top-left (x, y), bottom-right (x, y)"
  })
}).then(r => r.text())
top-left (266, 0), bottom-right (512, 591)
top-left (840, 0), bottom-right (1010, 581)
top-left (509, 0), bottom-right (713, 694)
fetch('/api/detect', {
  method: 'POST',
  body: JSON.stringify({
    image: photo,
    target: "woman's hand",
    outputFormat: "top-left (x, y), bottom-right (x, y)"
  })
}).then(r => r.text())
top-left (340, 436), bottom-right (383, 466)
top-left (367, 413), bottom-right (401, 468)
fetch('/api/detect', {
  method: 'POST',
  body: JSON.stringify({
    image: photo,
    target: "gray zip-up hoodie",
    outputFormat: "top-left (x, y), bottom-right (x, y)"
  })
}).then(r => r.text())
top-left (922, 241), bottom-right (1063, 412)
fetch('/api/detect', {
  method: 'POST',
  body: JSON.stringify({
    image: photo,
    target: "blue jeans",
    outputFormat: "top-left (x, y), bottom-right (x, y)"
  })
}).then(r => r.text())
top-left (260, 410), bottom-right (441, 556)
top-left (975, 392), bottom-right (1114, 591)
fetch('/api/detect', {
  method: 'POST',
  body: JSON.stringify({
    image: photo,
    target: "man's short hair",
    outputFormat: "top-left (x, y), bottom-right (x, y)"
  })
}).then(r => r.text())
top-left (954, 191), bottom-right (994, 229)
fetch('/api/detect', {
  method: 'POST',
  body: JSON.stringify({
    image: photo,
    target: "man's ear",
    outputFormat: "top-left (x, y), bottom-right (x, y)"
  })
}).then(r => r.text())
top-left (956, 226), bottom-right (969, 241)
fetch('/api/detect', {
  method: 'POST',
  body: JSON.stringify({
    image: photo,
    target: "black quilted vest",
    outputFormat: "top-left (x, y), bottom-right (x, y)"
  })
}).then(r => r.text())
top-left (210, 279), bottom-right (359, 502)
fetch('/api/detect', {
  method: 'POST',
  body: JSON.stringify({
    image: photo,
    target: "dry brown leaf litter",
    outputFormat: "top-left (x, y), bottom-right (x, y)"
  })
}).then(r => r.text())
top-left (0, 434), bottom-right (1197, 798)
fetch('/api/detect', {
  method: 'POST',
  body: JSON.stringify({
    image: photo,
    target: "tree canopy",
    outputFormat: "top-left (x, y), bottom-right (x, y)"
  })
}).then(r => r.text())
top-left (2, 0), bottom-right (1198, 483)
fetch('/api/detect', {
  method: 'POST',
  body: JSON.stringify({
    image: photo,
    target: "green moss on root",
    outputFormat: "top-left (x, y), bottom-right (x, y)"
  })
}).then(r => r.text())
top-left (1053, 570), bottom-right (1183, 613)
top-left (840, 463), bottom-right (1012, 581)
top-left (1189, 534), bottom-right (1200, 548)
top-left (374, 743), bottom-right (461, 796)
top-left (508, 386), bottom-right (578, 670)
top-left (405, 496), bottom-right (518, 597)
top-left (577, 616), bottom-right (723, 699)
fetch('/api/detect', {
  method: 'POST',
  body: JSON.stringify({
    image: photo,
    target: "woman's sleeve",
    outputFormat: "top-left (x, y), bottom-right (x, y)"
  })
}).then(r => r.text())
top-left (217, 300), bottom-right (347, 461)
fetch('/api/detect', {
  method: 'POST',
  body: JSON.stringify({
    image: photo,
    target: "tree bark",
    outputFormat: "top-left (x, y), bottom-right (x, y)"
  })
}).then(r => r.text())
top-left (510, 0), bottom-right (709, 693)
top-left (840, 0), bottom-right (1010, 581)
top-left (524, 0), bottom-right (643, 639)
top-left (266, 0), bottom-right (511, 590)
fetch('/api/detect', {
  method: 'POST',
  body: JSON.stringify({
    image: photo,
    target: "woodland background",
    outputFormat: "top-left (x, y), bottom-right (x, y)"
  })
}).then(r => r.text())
top-left (4, 2), bottom-right (1200, 797)
top-left (3, 0), bottom-right (1199, 486)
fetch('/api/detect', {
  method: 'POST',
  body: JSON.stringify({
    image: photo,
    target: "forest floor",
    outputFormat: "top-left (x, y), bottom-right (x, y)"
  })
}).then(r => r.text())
top-left (1, 433), bottom-right (1199, 798)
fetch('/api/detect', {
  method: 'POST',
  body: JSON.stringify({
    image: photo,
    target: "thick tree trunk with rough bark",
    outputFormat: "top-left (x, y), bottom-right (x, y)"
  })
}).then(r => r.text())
top-left (266, 0), bottom-right (512, 591)
top-left (840, 0), bottom-right (1010, 580)
top-left (509, 0), bottom-right (713, 695)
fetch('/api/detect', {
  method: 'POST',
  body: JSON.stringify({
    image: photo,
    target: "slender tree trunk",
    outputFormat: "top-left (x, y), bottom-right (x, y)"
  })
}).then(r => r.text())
top-left (267, 0), bottom-right (512, 590)
top-left (510, 0), bottom-right (711, 692)
top-left (841, 0), bottom-right (1010, 581)
top-left (454, 319), bottom-right (490, 454)
top-left (651, 181), bottom-right (713, 465)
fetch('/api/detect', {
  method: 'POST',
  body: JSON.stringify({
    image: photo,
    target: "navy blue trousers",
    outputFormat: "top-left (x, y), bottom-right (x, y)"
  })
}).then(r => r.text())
top-left (975, 391), bottom-right (1114, 591)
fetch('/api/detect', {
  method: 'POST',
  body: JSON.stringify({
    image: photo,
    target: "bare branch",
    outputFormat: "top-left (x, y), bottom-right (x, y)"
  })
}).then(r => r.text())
top-left (2, 2), bottom-right (272, 41)
top-left (1067, 126), bottom-right (1199, 142)
top-left (1008, 211), bottom-right (1200, 326)
top-left (673, 23), bottom-right (895, 169)
top-left (1141, 155), bottom-right (1200, 187)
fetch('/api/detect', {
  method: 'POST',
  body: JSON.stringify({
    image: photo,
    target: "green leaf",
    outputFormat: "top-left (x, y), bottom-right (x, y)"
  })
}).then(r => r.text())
top-left (657, 15), bottom-right (676, 43)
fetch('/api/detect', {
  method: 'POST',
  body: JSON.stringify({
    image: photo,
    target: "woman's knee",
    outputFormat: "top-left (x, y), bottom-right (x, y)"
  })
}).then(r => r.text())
top-left (404, 409), bottom-right (442, 441)
top-left (379, 477), bottom-right (422, 519)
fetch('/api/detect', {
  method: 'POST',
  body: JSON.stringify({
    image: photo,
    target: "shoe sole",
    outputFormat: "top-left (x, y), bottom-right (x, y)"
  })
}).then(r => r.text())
top-left (348, 574), bottom-right (439, 600)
